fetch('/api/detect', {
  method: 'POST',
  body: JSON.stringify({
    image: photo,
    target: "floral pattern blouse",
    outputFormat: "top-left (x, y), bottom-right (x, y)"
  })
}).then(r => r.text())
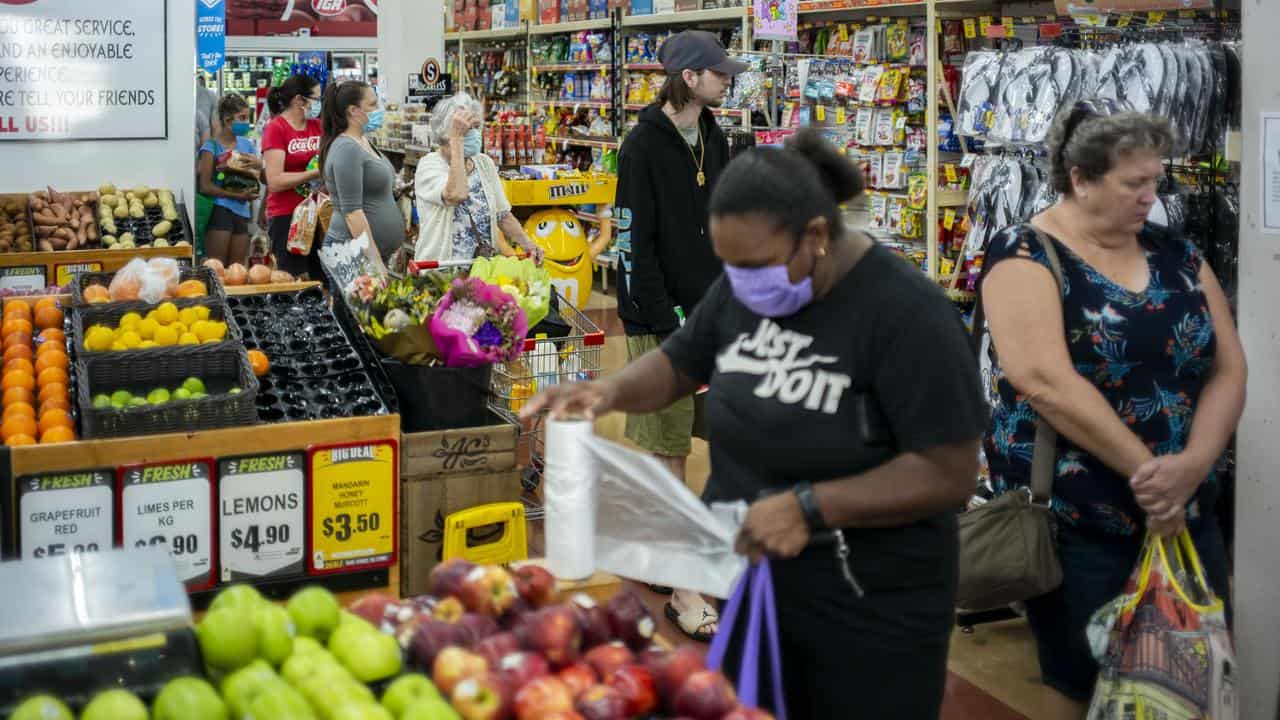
top-left (450, 169), bottom-right (493, 261)
top-left (983, 223), bottom-right (1218, 537)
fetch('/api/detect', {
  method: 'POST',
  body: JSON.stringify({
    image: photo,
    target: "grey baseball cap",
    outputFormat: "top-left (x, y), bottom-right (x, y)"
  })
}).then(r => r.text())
top-left (658, 30), bottom-right (749, 75)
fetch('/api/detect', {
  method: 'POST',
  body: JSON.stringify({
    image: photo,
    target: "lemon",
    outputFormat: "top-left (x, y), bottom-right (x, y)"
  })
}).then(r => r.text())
top-left (202, 339), bottom-right (220, 344)
top-left (119, 331), bottom-right (142, 349)
top-left (137, 318), bottom-right (159, 340)
top-left (139, 340), bottom-right (158, 349)
top-left (178, 333), bottom-right (200, 346)
top-left (201, 321), bottom-right (228, 342)
top-left (156, 302), bottom-right (179, 325)
top-left (118, 312), bottom-right (143, 330)
top-left (152, 325), bottom-right (179, 346)
top-left (145, 310), bottom-right (159, 322)
top-left (111, 341), bottom-right (127, 351)
top-left (178, 307), bottom-right (199, 326)
top-left (170, 322), bottom-right (187, 337)
top-left (85, 326), bottom-right (114, 352)
top-left (193, 306), bottom-right (211, 321)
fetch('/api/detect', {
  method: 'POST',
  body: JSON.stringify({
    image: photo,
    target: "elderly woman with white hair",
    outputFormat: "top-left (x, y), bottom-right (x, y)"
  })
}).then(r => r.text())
top-left (414, 94), bottom-right (543, 264)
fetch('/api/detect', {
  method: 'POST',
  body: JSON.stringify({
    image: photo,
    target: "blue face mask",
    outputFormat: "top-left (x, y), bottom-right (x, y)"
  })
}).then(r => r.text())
top-left (362, 108), bottom-right (385, 134)
top-left (306, 99), bottom-right (322, 119)
top-left (462, 128), bottom-right (483, 158)
top-left (231, 121), bottom-right (251, 136)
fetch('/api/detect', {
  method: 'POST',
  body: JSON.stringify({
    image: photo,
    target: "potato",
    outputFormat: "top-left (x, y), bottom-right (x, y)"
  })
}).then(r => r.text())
top-left (131, 186), bottom-right (149, 197)
top-left (153, 238), bottom-right (170, 248)
top-left (99, 184), bottom-right (116, 196)
top-left (175, 240), bottom-right (191, 247)
top-left (129, 204), bottom-right (144, 219)
top-left (100, 194), bottom-right (117, 208)
top-left (102, 235), bottom-right (116, 246)
top-left (162, 207), bottom-right (178, 222)
top-left (119, 232), bottom-right (135, 244)
top-left (152, 220), bottom-right (172, 238)
top-left (113, 204), bottom-right (128, 219)
top-left (118, 239), bottom-right (135, 249)
top-left (143, 193), bottom-right (159, 208)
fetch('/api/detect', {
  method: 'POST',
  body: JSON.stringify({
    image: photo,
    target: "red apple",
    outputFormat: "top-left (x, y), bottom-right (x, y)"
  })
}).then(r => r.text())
top-left (516, 606), bottom-right (582, 667)
top-left (459, 612), bottom-right (501, 646)
top-left (722, 708), bottom-right (775, 720)
top-left (533, 713), bottom-right (584, 720)
top-left (605, 591), bottom-right (656, 651)
top-left (514, 676), bottom-right (575, 720)
top-left (568, 594), bottom-right (613, 649)
top-left (583, 643), bottom-right (634, 681)
top-left (349, 592), bottom-right (403, 632)
top-left (606, 665), bottom-right (657, 716)
top-left (476, 632), bottom-right (522, 668)
top-left (557, 662), bottom-right (598, 698)
top-left (574, 684), bottom-right (628, 720)
top-left (496, 651), bottom-right (551, 693)
top-left (641, 644), bottom-right (707, 700)
top-left (500, 597), bottom-right (536, 631)
top-left (513, 565), bottom-right (557, 607)
top-left (411, 617), bottom-right (469, 669)
top-left (433, 646), bottom-right (490, 696)
top-left (429, 558), bottom-right (477, 600)
top-left (451, 673), bottom-right (510, 720)
top-left (673, 670), bottom-right (738, 720)
top-left (435, 596), bottom-right (467, 623)
top-left (459, 566), bottom-right (519, 616)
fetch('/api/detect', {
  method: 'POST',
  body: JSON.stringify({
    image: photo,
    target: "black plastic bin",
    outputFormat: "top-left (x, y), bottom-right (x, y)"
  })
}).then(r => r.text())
top-left (380, 359), bottom-right (492, 433)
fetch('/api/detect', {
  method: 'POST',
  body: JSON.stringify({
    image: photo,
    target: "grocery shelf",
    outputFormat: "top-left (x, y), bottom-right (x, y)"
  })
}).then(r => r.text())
top-left (797, 0), bottom-right (925, 15)
top-left (530, 63), bottom-right (612, 72)
top-left (621, 7), bottom-right (748, 26)
top-left (936, 188), bottom-right (969, 208)
top-left (532, 99), bottom-right (613, 109)
top-left (622, 63), bottom-right (665, 70)
top-left (545, 135), bottom-right (621, 149)
top-left (528, 18), bottom-right (613, 35)
top-left (444, 27), bottom-right (526, 42)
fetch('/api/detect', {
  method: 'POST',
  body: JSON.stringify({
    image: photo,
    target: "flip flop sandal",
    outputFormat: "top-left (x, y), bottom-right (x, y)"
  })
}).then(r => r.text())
top-left (665, 601), bottom-right (718, 643)
top-left (647, 583), bottom-right (674, 595)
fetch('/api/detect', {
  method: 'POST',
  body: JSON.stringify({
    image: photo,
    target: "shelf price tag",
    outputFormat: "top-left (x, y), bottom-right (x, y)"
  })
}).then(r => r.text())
top-left (18, 469), bottom-right (114, 561)
top-left (962, 18), bottom-right (976, 39)
top-left (1001, 16), bottom-right (1014, 31)
top-left (944, 164), bottom-right (959, 183)
top-left (308, 441), bottom-right (398, 576)
top-left (815, 105), bottom-right (826, 122)
top-left (1178, 9), bottom-right (1195, 19)
top-left (218, 453), bottom-right (306, 583)
top-left (119, 459), bottom-right (216, 590)
top-left (1148, 11), bottom-right (1166, 23)
top-left (978, 16), bottom-right (993, 35)
top-left (943, 208), bottom-right (957, 230)
top-left (0, 266), bottom-right (47, 293)
top-left (836, 107), bottom-right (847, 125)
top-left (1116, 14), bottom-right (1131, 28)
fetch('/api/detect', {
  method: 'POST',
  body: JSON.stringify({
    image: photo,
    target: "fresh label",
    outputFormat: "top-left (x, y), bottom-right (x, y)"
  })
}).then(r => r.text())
top-left (219, 453), bottom-right (306, 582)
top-left (309, 441), bottom-right (397, 575)
top-left (19, 470), bottom-right (114, 560)
top-left (0, 266), bottom-right (47, 293)
top-left (120, 460), bottom-right (215, 589)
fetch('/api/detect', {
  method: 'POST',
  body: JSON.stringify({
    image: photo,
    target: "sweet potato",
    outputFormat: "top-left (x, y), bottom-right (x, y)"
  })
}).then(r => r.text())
top-left (38, 240), bottom-right (53, 252)
top-left (34, 225), bottom-right (55, 238)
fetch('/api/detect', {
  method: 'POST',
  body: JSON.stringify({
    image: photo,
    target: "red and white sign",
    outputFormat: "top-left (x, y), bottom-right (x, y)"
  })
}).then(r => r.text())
top-left (287, 135), bottom-right (321, 155)
top-left (311, 0), bottom-right (347, 16)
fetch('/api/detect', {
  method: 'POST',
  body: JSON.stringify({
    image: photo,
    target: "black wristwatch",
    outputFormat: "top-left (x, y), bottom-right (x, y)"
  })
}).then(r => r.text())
top-left (793, 482), bottom-right (828, 532)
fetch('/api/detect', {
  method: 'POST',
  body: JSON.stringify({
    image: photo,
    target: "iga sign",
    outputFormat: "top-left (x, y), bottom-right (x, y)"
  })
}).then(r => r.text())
top-left (0, 0), bottom-right (167, 141)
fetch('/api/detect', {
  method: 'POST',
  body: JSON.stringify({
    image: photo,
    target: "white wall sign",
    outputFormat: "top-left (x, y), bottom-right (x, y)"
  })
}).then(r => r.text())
top-left (120, 460), bottom-right (215, 589)
top-left (1262, 113), bottom-right (1280, 234)
top-left (218, 452), bottom-right (306, 582)
top-left (19, 469), bottom-right (114, 560)
top-left (0, 0), bottom-right (168, 141)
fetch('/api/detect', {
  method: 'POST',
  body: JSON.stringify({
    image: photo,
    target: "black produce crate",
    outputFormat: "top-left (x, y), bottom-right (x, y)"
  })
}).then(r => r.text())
top-left (73, 298), bottom-right (242, 360)
top-left (70, 266), bottom-right (225, 307)
top-left (76, 346), bottom-right (259, 439)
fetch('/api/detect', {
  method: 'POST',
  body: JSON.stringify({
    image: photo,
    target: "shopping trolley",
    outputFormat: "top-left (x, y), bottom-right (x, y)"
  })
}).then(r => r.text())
top-left (409, 259), bottom-right (607, 520)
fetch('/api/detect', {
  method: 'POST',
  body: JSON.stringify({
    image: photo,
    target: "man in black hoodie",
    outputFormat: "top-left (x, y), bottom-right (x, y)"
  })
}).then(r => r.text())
top-left (614, 30), bottom-right (746, 642)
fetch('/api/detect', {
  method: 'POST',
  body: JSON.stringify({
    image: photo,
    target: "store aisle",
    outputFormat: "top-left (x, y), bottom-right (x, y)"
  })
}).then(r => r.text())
top-left (576, 287), bottom-right (1034, 720)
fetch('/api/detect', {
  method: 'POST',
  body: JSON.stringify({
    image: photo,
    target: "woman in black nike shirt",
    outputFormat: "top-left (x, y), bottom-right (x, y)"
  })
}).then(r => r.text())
top-left (523, 129), bottom-right (988, 717)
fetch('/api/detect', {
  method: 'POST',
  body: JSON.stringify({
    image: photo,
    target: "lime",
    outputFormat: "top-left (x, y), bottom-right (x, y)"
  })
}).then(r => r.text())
top-left (183, 377), bottom-right (206, 395)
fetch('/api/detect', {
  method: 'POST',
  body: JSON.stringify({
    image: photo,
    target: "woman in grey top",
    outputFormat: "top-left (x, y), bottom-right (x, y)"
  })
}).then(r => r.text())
top-left (319, 81), bottom-right (403, 270)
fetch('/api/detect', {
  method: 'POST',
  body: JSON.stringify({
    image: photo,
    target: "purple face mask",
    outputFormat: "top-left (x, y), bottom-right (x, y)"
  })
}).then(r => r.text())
top-left (723, 262), bottom-right (814, 317)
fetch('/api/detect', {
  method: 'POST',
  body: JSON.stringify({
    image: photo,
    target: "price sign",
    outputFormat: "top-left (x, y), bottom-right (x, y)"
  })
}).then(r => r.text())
top-left (18, 470), bottom-right (114, 561)
top-left (308, 441), bottom-right (398, 576)
top-left (219, 453), bottom-right (306, 582)
top-left (962, 18), bottom-right (977, 39)
top-left (54, 262), bottom-right (103, 289)
top-left (119, 459), bottom-right (216, 590)
top-left (978, 16), bottom-right (993, 35)
top-left (0, 267), bottom-right (47, 293)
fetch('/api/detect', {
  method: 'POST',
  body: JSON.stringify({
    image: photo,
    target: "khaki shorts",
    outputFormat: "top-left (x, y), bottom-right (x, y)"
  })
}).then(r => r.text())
top-left (624, 334), bottom-right (703, 457)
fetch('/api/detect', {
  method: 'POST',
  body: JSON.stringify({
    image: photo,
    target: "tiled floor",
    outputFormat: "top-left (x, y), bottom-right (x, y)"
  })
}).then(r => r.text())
top-left (573, 285), bottom-right (1038, 719)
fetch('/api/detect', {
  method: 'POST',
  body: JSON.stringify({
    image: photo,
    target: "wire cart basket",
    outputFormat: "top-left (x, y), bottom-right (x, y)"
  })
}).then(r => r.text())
top-left (410, 259), bottom-right (607, 520)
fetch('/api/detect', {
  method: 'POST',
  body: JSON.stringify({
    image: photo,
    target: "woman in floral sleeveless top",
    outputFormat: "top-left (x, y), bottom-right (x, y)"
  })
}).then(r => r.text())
top-left (981, 103), bottom-right (1247, 718)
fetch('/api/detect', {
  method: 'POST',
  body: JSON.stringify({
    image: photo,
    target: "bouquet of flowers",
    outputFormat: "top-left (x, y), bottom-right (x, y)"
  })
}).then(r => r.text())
top-left (468, 256), bottom-right (552, 329)
top-left (347, 271), bottom-right (453, 365)
top-left (429, 276), bottom-right (529, 368)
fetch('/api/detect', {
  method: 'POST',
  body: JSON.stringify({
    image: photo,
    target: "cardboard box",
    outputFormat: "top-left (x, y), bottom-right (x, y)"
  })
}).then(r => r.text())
top-left (539, 0), bottom-right (560, 26)
top-left (399, 424), bottom-right (524, 597)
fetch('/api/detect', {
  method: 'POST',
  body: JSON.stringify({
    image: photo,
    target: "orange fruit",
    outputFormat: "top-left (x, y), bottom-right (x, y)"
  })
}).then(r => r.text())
top-left (6, 433), bottom-right (35, 446)
top-left (81, 284), bottom-right (110, 304)
top-left (37, 409), bottom-right (72, 435)
top-left (39, 426), bottom-right (74, 444)
top-left (38, 395), bottom-right (70, 413)
top-left (3, 300), bottom-right (30, 318)
top-left (39, 328), bottom-right (66, 345)
top-left (3, 344), bottom-right (31, 364)
top-left (37, 382), bottom-right (65, 405)
top-left (5, 358), bottom-right (33, 376)
top-left (3, 402), bottom-right (34, 421)
top-left (2, 317), bottom-right (32, 337)
top-left (4, 331), bottom-right (31, 350)
top-left (2, 415), bottom-right (37, 442)
top-left (2, 370), bottom-right (34, 392)
top-left (33, 305), bottom-right (62, 331)
top-left (3, 386), bottom-right (32, 407)
top-left (176, 279), bottom-right (208, 298)
top-left (36, 366), bottom-right (67, 389)
top-left (33, 297), bottom-right (56, 313)
top-left (35, 340), bottom-right (63, 356)
top-left (247, 349), bottom-right (270, 377)
top-left (35, 352), bottom-right (68, 374)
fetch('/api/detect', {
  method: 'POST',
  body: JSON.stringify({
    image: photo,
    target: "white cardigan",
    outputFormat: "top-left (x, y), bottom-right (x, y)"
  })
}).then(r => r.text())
top-left (414, 151), bottom-right (512, 262)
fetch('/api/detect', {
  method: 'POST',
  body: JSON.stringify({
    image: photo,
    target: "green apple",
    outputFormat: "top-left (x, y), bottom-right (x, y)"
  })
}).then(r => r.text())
top-left (292, 635), bottom-right (327, 657)
top-left (110, 390), bottom-right (132, 406)
top-left (300, 675), bottom-right (373, 713)
top-left (331, 627), bottom-right (402, 683)
top-left (153, 676), bottom-right (228, 720)
top-left (221, 660), bottom-right (280, 718)
top-left (129, 396), bottom-right (148, 406)
top-left (92, 394), bottom-right (111, 409)
top-left (246, 682), bottom-right (315, 720)
top-left (328, 703), bottom-right (394, 720)
top-left (209, 583), bottom-right (266, 614)
top-left (81, 689), bottom-right (147, 720)
top-left (402, 698), bottom-right (462, 720)
top-left (191, 391), bottom-right (208, 399)
top-left (259, 602), bottom-right (297, 666)
top-left (287, 586), bottom-right (341, 641)
top-left (282, 648), bottom-right (343, 686)
top-left (183, 377), bottom-right (207, 395)
top-left (381, 674), bottom-right (442, 717)
top-left (230, 387), bottom-right (242, 395)
top-left (197, 607), bottom-right (259, 671)
top-left (295, 664), bottom-right (357, 702)
top-left (173, 387), bottom-right (193, 400)
top-left (9, 694), bottom-right (73, 720)
top-left (147, 387), bottom-right (171, 404)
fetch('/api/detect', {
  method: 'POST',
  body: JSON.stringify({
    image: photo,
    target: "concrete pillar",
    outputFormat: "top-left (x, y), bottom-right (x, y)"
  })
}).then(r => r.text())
top-left (1234, 0), bottom-right (1280, 715)
top-left (378, 0), bottom-right (446, 106)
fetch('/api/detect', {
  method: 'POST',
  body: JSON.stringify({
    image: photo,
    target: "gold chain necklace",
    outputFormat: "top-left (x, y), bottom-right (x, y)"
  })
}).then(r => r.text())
top-left (687, 124), bottom-right (706, 187)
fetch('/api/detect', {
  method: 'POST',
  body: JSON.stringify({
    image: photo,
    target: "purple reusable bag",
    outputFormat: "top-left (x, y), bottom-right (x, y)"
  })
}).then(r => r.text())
top-left (707, 560), bottom-right (788, 720)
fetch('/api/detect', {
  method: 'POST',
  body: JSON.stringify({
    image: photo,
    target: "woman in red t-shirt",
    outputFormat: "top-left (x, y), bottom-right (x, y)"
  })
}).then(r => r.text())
top-left (261, 74), bottom-right (324, 279)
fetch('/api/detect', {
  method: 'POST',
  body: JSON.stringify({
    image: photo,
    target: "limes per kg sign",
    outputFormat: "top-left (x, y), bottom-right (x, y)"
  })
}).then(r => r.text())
top-left (308, 440), bottom-right (397, 575)
top-left (119, 459), bottom-right (216, 590)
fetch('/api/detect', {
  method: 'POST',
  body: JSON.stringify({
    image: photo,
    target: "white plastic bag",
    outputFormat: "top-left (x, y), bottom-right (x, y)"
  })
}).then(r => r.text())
top-left (317, 230), bottom-right (387, 295)
top-left (109, 257), bottom-right (173, 304)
